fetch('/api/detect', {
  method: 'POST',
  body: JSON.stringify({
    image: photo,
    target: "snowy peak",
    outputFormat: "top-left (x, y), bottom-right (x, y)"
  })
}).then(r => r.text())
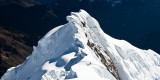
top-left (1, 9), bottom-right (118, 80)
top-left (1, 10), bottom-right (160, 80)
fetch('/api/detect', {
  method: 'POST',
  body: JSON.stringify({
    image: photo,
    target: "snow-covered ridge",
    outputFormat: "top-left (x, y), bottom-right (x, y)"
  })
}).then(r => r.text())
top-left (1, 9), bottom-right (160, 80)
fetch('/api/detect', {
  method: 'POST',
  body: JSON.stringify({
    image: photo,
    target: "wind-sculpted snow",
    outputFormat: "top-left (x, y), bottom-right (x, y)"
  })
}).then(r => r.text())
top-left (1, 9), bottom-right (160, 80)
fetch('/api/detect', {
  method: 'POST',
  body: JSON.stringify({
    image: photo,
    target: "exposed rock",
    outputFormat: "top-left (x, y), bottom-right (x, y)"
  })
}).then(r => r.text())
top-left (87, 40), bottom-right (120, 80)
top-left (0, 27), bottom-right (33, 77)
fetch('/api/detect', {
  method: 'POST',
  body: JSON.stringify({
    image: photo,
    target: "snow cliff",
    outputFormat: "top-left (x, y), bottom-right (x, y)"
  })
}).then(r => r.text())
top-left (1, 10), bottom-right (160, 80)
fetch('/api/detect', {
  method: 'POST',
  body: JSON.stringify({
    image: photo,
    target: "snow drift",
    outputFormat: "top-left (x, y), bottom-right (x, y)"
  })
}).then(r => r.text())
top-left (1, 10), bottom-right (160, 80)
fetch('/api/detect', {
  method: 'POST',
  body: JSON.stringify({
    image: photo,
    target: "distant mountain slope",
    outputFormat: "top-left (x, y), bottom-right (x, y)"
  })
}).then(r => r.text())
top-left (1, 10), bottom-right (160, 80)
top-left (0, 27), bottom-right (34, 77)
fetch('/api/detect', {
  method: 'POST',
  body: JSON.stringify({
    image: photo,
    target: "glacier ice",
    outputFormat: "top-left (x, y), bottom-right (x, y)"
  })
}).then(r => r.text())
top-left (1, 9), bottom-right (160, 80)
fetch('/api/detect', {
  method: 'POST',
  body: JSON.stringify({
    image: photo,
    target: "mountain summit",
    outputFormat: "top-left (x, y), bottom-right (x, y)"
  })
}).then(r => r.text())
top-left (1, 10), bottom-right (160, 80)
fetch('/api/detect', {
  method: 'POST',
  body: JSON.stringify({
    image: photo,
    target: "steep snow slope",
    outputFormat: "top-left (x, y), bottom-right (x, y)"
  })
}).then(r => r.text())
top-left (1, 10), bottom-right (160, 80)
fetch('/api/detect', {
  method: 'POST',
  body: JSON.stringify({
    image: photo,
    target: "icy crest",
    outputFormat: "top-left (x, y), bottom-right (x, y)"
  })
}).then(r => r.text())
top-left (1, 10), bottom-right (160, 80)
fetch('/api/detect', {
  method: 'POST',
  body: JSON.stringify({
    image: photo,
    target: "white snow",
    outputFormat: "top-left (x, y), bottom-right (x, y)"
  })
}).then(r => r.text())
top-left (1, 9), bottom-right (160, 80)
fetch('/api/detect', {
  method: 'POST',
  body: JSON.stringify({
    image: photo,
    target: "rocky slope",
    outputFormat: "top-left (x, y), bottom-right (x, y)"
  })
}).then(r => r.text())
top-left (0, 27), bottom-right (33, 77)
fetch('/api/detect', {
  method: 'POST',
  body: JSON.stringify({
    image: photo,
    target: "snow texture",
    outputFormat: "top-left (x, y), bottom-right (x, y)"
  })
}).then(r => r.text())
top-left (1, 9), bottom-right (160, 80)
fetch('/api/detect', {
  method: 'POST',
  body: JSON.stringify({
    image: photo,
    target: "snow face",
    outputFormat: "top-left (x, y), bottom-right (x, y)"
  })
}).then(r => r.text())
top-left (1, 9), bottom-right (160, 80)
